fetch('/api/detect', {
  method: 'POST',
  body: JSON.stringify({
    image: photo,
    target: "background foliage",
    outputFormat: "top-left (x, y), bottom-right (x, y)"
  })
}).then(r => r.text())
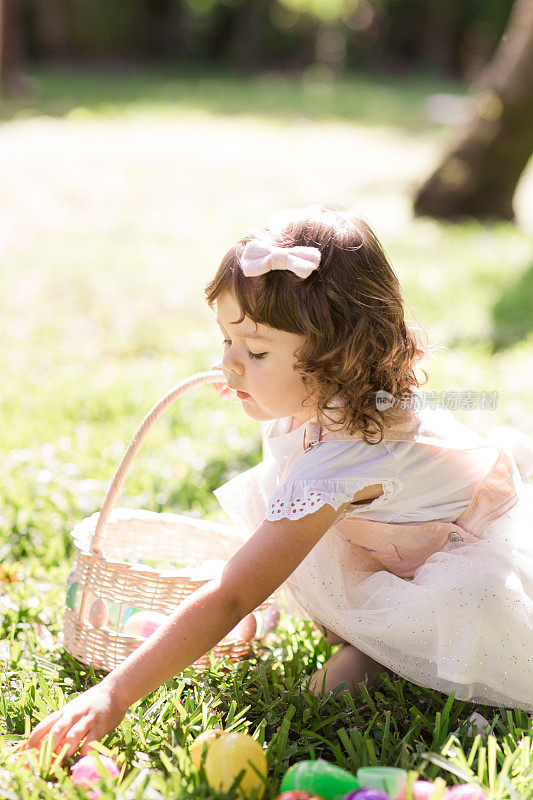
top-left (22, 0), bottom-right (512, 78)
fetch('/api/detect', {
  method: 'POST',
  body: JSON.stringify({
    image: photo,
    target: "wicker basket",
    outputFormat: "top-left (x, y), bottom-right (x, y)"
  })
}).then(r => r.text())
top-left (62, 370), bottom-right (279, 672)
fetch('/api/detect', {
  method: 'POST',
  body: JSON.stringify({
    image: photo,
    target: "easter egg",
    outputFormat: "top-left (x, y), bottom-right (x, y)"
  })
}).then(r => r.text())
top-left (107, 602), bottom-right (123, 628)
top-left (88, 597), bottom-right (109, 629)
top-left (223, 613), bottom-right (257, 644)
top-left (411, 781), bottom-right (438, 800)
top-left (281, 759), bottom-right (359, 800)
top-left (204, 731), bottom-right (267, 799)
top-left (122, 610), bottom-right (168, 638)
top-left (67, 566), bottom-right (77, 587)
top-left (237, 613), bottom-right (257, 640)
top-left (344, 790), bottom-right (389, 800)
top-left (357, 768), bottom-right (408, 799)
top-left (0, 564), bottom-right (20, 583)
top-left (71, 754), bottom-right (119, 799)
top-left (277, 793), bottom-right (324, 800)
top-left (445, 785), bottom-right (486, 800)
top-left (256, 605), bottom-right (281, 637)
top-left (119, 605), bottom-right (140, 627)
top-left (190, 729), bottom-right (226, 769)
top-left (66, 581), bottom-right (79, 611)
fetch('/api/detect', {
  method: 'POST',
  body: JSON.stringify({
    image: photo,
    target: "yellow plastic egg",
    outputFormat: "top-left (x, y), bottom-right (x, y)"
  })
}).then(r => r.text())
top-left (190, 729), bottom-right (225, 770)
top-left (205, 732), bottom-right (267, 799)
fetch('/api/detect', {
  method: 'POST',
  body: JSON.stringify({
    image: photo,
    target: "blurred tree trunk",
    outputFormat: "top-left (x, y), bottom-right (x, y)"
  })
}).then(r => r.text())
top-left (414, 0), bottom-right (533, 222)
top-left (227, 0), bottom-right (272, 69)
top-left (130, 0), bottom-right (185, 57)
top-left (0, 0), bottom-right (24, 96)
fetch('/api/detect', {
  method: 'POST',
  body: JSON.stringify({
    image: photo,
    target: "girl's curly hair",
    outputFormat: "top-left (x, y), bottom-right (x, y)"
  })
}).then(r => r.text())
top-left (205, 204), bottom-right (435, 444)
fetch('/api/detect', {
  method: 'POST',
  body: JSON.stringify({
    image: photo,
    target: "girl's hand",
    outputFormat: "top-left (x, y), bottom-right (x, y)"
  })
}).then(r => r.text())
top-left (23, 681), bottom-right (127, 760)
top-left (210, 361), bottom-right (237, 401)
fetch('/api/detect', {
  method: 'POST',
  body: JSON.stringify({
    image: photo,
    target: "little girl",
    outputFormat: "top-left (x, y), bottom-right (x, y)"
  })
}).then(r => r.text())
top-left (26, 204), bottom-right (533, 759)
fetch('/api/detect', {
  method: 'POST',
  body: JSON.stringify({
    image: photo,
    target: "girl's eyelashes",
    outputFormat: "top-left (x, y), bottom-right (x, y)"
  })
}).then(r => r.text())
top-left (221, 339), bottom-right (267, 360)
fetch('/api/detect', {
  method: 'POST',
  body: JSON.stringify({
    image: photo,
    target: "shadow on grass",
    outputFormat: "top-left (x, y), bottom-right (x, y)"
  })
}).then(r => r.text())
top-left (1, 60), bottom-right (466, 131)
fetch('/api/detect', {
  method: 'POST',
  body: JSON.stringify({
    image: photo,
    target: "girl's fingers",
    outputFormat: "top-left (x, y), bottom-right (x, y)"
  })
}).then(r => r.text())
top-left (211, 377), bottom-right (237, 401)
top-left (25, 710), bottom-right (64, 750)
top-left (25, 684), bottom-right (122, 762)
top-left (48, 721), bottom-right (74, 755)
top-left (79, 734), bottom-right (97, 759)
top-left (64, 718), bottom-right (91, 758)
top-left (209, 366), bottom-right (236, 399)
top-left (48, 709), bottom-right (86, 755)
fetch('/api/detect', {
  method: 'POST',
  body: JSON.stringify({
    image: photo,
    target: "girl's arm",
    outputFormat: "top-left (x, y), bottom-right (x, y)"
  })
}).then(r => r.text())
top-left (109, 500), bottom-right (342, 707)
top-left (25, 501), bottom-right (342, 758)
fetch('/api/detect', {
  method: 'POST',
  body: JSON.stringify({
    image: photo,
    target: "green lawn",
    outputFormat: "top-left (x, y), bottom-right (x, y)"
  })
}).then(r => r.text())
top-left (0, 64), bottom-right (532, 799)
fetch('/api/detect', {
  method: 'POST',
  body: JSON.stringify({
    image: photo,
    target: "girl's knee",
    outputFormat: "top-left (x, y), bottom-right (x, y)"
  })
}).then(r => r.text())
top-left (314, 622), bottom-right (347, 646)
top-left (306, 643), bottom-right (395, 697)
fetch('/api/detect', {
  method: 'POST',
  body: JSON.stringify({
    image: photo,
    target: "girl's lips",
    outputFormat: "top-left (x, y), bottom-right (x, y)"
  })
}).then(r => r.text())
top-left (236, 390), bottom-right (250, 399)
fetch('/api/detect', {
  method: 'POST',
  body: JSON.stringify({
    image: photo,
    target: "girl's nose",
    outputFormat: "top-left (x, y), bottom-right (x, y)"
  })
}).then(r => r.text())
top-left (222, 347), bottom-right (244, 376)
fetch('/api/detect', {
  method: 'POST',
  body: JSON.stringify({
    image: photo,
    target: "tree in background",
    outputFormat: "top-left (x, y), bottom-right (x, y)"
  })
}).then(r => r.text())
top-left (21, 0), bottom-right (511, 78)
top-left (414, 0), bottom-right (533, 222)
top-left (0, 0), bottom-right (24, 96)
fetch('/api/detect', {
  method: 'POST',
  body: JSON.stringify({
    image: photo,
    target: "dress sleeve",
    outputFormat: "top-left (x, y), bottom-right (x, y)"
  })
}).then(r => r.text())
top-left (265, 440), bottom-right (402, 522)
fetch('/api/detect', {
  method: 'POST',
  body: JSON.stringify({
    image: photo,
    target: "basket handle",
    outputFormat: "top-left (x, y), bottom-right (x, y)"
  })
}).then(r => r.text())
top-left (89, 369), bottom-right (226, 556)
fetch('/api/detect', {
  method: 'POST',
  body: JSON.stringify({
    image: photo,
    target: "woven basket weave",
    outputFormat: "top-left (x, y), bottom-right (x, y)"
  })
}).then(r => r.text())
top-left (62, 370), bottom-right (279, 672)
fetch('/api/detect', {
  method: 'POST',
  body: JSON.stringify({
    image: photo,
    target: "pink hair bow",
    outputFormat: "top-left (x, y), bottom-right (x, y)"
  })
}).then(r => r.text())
top-left (240, 239), bottom-right (321, 279)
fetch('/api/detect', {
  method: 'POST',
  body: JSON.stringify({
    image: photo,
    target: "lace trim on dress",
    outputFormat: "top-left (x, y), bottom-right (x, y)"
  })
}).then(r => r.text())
top-left (265, 479), bottom-right (401, 522)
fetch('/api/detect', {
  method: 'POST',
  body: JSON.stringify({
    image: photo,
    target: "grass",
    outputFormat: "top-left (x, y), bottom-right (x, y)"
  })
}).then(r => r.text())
top-left (0, 63), bottom-right (532, 799)
top-left (4, 62), bottom-right (466, 130)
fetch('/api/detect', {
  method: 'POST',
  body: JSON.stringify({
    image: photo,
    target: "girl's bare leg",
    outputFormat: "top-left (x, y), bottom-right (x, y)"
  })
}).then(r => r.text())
top-left (307, 644), bottom-right (394, 695)
top-left (306, 623), bottom-right (394, 696)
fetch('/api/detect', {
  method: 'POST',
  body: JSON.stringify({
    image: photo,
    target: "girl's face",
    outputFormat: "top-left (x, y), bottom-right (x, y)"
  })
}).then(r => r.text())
top-left (215, 291), bottom-right (317, 423)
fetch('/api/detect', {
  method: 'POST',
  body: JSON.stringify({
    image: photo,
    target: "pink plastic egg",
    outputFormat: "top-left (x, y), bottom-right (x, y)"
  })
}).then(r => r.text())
top-left (235, 613), bottom-right (257, 641)
top-left (88, 598), bottom-right (109, 629)
top-left (71, 754), bottom-right (119, 799)
top-left (410, 781), bottom-right (438, 800)
top-left (259, 605), bottom-right (281, 636)
top-left (122, 610), bottom-right (168, 638)
top-left (445, 785), bottom-right (486, 800)
top-left (222, 613), bottom-right (257, 644)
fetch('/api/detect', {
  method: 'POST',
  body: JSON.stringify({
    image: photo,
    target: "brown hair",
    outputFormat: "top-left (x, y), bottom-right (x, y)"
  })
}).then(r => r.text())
top-left (205, 204), bottom-right (435, 444)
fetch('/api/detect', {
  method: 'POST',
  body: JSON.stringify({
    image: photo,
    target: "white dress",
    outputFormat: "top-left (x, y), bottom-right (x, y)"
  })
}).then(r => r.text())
top-left (214, 404), bottom-right (533, 712)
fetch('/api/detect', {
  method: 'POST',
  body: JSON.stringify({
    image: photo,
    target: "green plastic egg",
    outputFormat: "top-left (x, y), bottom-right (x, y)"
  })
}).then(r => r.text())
top-left (120, 606), bottom-right (141, 628)
top-left (357, 767), bottom-right (407, 798)
top-left (107, 602), bottom-right (122, 627)
top-left (66, 581), bottom-right (79, 611)
top-left (357, 767), bottom-right (408, 798)
top-left (280, 760), bottom-right (359, 800)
